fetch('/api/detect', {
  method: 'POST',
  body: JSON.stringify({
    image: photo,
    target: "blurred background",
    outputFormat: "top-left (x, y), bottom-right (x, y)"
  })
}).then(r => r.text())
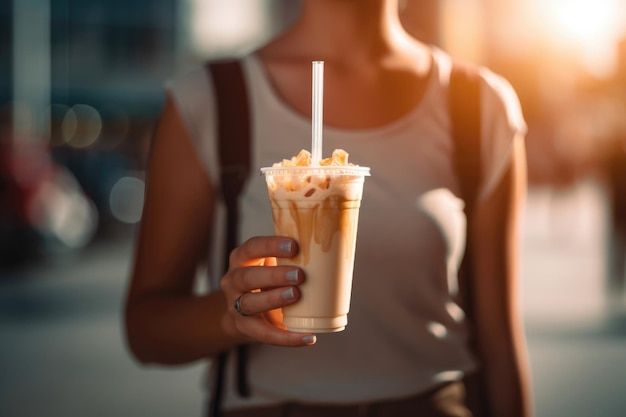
top-left (1, 0), bottom-right (625, 416)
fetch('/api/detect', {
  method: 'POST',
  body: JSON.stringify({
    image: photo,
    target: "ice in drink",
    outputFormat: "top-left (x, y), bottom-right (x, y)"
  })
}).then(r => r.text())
top-left (261, 149), bottom-right (370, 333)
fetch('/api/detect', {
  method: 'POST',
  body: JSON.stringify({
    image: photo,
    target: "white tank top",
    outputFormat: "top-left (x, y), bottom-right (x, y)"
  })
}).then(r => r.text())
top-left (166, 46), bottom-right (526, 409)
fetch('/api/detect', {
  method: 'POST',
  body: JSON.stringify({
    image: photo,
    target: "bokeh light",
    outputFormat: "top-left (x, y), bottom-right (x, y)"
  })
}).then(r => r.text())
top-left (99, 105), bottom-right (131, 150)
top-left (61, 105), bottom-right (77, 144)
top-left (63, 104), bottom-right (102, 148)
top-left (109, 176), bottom-right (145, 224)
top-left (34, 169), bottom-right (99, 249)
top-left (48, 103), bottom-right (71, 147)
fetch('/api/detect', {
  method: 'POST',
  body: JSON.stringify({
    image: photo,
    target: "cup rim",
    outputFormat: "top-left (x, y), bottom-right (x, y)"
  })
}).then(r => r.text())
top-left (260, 166), bottom-right (371, 176)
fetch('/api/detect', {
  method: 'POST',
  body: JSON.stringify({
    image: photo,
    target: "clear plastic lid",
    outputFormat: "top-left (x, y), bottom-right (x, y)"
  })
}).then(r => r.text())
top-left (260, 166), bottom-right (371, 177)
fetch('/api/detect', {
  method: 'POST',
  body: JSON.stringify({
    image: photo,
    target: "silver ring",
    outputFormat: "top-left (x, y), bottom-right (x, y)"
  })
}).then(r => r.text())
top-left (233, 294), bottom-right (249, 317)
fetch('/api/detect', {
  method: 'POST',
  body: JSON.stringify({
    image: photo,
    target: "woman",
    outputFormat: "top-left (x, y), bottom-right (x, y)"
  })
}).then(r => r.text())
top-left (124, 1), bottom-right (532, 416)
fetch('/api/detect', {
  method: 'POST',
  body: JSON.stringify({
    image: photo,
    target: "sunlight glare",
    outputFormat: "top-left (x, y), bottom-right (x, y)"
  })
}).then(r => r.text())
top-left (546, 0), bottom-right (618, 44)
top-left (536, 0), bottom-right (626, 77)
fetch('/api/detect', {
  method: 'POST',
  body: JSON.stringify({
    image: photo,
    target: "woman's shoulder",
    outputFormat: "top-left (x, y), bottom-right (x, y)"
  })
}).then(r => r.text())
top-left (167, 55), bottom-right (261, 94)
top-left (475, 66), bottom-right (526, 135)
top-left (432, 47), bottom-right (525, 132)
top-left (430, 46), bottom-right (521, 102)
top-left (164, 65), bottom-right (214, 124)
top-left (165, 63), bottom-right (206, 88)
top-left (164, 55), bottom-right (253, 115)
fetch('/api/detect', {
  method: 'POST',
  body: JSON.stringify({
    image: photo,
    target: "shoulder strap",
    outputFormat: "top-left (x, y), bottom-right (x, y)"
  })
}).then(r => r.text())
top-left (449, 62), bottom-right (482, 315)
top-left (209, 59), bottom-right (251, 263)
top-left (449, 62), bottom-right (493, 417)
top-left (449, 62), bottom-right (482, 218)
top-left (206, 59), bottom-right (252, 417)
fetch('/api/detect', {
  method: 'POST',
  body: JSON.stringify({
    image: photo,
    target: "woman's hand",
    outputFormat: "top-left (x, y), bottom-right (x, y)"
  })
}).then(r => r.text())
top-left (220, 236), bottom-right (317, 347)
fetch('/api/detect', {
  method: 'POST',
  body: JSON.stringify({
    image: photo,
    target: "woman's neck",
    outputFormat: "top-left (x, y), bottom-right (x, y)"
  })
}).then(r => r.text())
top-left (254, 0), bottom-right (433, 130)
top-left (282, 0), bottom-right (410, 63)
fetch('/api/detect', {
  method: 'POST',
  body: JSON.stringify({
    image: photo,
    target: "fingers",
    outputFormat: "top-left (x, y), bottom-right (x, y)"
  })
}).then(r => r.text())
top-left (223, 235), bottom-right (304, 309)
top-left (225, 266), bottom-right (304, 320)
top-left (231, 264), bottom-right (302, 293)
top-left (221, 235), bottom-right (316, 347)
top-left (229, 236), bottom-right (298, 269)
top-left (233, 286), bottom-right (300, 317)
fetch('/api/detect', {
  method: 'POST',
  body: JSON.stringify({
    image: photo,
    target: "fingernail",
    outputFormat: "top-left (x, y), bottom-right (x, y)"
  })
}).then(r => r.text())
top-left (282, 287), bottom-right (295, 300)
top-left (280, 240), bottom-right (293, 254)
top-left (286, 269), bottom-right (299, 283)
top-left (302, 335), bottom-right (316, 344)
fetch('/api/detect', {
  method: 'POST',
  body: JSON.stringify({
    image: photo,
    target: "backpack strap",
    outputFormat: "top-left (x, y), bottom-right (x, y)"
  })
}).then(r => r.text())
top-left (449, 62), bottom-right (493, 417)
top-left (206, 59), bottom-right (252, 417)
top-left (449, 62), bottom-right (482, 317)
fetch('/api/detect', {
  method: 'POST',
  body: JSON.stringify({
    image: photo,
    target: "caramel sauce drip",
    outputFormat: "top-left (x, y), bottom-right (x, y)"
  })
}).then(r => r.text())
top-left (271, 193), bottom-right (360, 265)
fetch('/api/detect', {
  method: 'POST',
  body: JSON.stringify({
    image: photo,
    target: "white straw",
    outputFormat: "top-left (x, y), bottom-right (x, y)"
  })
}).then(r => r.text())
top-left (311, 61), bottom-right (324, 165)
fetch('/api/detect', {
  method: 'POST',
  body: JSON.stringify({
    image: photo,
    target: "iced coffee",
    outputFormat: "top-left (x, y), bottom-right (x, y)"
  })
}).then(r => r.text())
top-left (261, 149), bottom-right (370, 333)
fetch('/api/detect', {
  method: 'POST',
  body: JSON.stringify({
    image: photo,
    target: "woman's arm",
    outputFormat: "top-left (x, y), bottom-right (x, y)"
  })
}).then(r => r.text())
top-left (124, 94), bottom-right (314, 366)
top-left (469, 134), bottom-right (533, 417)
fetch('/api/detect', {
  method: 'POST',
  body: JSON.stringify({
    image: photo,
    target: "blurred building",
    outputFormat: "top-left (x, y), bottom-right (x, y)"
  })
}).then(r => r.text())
top-left (1, 0), bottom-right (184, 260)
top-left (0, 1), bottom-right (303, 258)
top-left (3, 0), bottom-right (301, 124)
top-left (48, 0), bottom-right (177, 117)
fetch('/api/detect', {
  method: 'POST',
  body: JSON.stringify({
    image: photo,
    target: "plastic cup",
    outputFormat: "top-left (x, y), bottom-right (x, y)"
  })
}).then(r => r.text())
top-left (261, 165), bottom-right (370, 333)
